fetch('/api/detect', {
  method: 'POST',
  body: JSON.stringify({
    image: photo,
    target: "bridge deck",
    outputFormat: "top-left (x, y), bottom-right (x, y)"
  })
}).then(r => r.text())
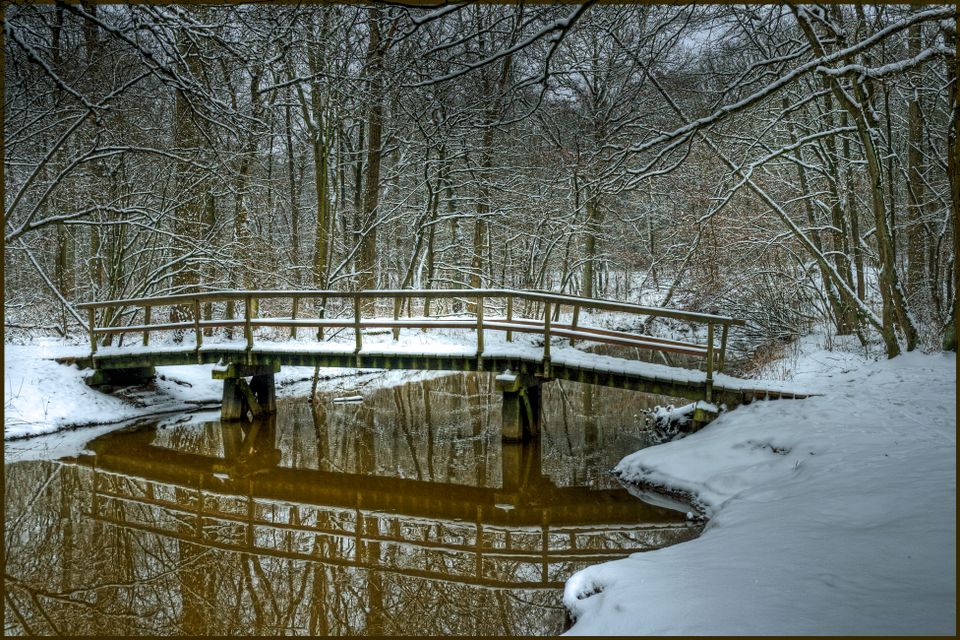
top-left (59, 336), bottom-right (808, 406)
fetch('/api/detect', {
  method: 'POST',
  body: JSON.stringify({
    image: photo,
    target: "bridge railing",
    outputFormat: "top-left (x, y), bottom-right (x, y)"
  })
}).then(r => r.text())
top-left (76, 289), bottom-right (744, 376)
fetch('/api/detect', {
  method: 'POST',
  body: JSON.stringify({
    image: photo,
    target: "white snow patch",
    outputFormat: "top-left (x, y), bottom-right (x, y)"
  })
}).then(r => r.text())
top-left (4, 340), bottom-right (453, 440)
top-left (564, 348), bottom-right (956, 635)
top-left (3, 344), bottom-right (224, 439)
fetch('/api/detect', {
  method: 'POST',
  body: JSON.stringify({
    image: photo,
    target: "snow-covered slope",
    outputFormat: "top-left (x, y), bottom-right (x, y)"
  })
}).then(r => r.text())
top-left (564, 348), bottom-right (956, 635)
top-left (4, 341), bottom-right (443, 439)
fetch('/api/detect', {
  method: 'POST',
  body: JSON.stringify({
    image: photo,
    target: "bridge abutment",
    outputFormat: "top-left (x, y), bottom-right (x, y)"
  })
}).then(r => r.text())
top-left (85, 366), bottom-right (156, 390)
top-left (497, 371), bottom-right (544, 441)
top-left (214, 362), bottom-right (279, 421)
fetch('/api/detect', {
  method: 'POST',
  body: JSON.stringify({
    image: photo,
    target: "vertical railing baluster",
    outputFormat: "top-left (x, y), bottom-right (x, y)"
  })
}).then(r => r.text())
top-left (506, 295), bottom-right (513, 342)
top-left (290, 296), bottom-right (299, 340)
top-left (705, 322), bottom-right (714, 403)
top-left (717, 322), bottom-right (729, 372)
top-left (88, 307), bottom-right (97, 356)
top-left (543, 300), bottom-right (551, 362)
top-left (244, 295), bottom-right (253, 352)
top-left (392, 294), bottom-right (401, 341)
top-left (143, 305), bottom-right (151, 346)
top-left (354, 293), bottom-right (362, 353)
top-left (193, 298), bottom-right (202, 355)
top-left (476, 295), bottom-right (484, 355)
top-left (317, 295), bottom-right (327, 341)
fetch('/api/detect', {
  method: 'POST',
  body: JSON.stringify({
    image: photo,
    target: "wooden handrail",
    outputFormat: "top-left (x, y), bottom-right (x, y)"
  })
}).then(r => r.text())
top-left (76, 288), bottom-right (744, 326)
top-left (514, 289), bottom-right (743, 326)
top-left (81, 288), bottom-right (743, 370)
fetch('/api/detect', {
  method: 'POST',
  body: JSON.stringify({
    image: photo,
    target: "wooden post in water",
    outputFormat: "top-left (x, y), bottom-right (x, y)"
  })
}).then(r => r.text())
top-left (717, 323), bottom-right (729, 372)
top-left (705, 322), bottom-right (714, 403)
top-left (506, 295), bottom-right (513, 342)
top-left (498, 372), bottom-right (542, 441)
top-left (476, 295), bottom-right (484, 355)
top-left (143, 306), bottom-right (151, 346)
top-left (214, 362), bottom-right (280, 420)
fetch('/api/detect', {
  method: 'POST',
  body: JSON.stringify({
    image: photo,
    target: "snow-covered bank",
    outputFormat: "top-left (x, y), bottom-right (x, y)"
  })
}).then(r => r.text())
top-left (564, 346), bottom-right (956, 634)
top-left (3, 340), bottom-right (447, 440)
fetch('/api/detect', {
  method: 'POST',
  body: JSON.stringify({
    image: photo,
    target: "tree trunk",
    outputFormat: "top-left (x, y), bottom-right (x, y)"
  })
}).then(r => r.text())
top-left (582, 189), bottom-right (601, 299)
top-left (358, 9), bottom-right (385, 309)
top-left (945, 22), bottom-right (959, 350)
top-left (169, 31), bottom-right (207, 333)
top-left (795, 11), bottom-right (918, 356)
top-left (905, 15), bottom-right (927, 307)
top-left (285, 100), bottom-right (301, 286)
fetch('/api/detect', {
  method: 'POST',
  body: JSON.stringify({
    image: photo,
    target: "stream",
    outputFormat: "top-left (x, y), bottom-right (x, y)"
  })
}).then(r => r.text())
top-left (4, 371), bottom-right (701, 635)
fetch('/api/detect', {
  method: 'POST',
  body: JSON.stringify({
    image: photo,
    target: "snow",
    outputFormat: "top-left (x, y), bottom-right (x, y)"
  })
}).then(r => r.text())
top-left (3, 339), bottom-right (444, 440)
top-left (4, 343), bottom-right (222, 439)
top-left (4, 409), bottom-right (222, 464)
top-left (331, 395), bottom-right (363, 404)
top-left (564, 339), bottom-right (956, 635)
top-left (650, 400), bottom-right (718, 425)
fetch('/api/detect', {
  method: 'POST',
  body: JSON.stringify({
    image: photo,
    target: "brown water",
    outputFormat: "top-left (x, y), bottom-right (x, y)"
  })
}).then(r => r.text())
top-left (4, 372), bottom-right (700, 636)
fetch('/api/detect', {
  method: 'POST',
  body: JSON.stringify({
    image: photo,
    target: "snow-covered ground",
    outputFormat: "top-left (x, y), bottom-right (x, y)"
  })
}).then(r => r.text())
top-left (3, 336), bottom-right (451, 440)
top-left (564, 335), bottom-right (956, 635)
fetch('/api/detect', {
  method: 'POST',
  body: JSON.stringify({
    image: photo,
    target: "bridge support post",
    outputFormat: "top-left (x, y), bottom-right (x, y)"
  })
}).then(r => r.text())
top-left (496, 371), bottom-right (542, 441)
top-left (214, 362), bottom-right (280, 421)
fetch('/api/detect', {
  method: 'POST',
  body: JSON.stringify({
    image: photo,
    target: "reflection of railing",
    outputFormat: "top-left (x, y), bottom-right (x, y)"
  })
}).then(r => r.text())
top-left (84, 469), bottom-right (695, 590)
top-left (77, 288), bottom-right (744, 378)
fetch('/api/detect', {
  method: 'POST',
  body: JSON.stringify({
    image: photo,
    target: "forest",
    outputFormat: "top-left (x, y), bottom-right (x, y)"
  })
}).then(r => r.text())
top-left (4, 2), bottom-right (958, 361)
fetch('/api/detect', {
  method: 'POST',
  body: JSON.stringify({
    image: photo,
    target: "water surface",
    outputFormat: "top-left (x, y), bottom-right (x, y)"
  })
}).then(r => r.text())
top-left (4, 372), bottom-right (699, 635)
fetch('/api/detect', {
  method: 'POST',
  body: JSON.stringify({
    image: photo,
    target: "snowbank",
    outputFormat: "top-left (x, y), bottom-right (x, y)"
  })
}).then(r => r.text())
top-left (564, 347), bottom-right (956, 634)
top-left (3, 341), bottom-right (444, 439)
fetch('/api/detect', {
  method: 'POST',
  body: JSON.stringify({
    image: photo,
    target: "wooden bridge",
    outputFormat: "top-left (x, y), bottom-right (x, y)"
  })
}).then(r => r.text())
top-left (69, 288), bottom-right (805, 438)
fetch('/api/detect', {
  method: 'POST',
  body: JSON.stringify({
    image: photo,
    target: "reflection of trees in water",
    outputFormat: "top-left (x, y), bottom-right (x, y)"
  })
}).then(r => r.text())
top-left (6, 458), bottom-right (697, 635)
top-left (5, 373), bottom-right (698, 635)
top-left (541, 378), bottom-right (680, 489)
top-left (279, 373), bottom-right (502, 488)
top-left (284, 372), bottom-right (678, 492)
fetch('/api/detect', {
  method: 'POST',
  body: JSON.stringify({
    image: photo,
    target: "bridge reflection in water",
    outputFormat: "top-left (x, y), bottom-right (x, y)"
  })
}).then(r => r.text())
top-left (6, 374), bottom-right (699, 635)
